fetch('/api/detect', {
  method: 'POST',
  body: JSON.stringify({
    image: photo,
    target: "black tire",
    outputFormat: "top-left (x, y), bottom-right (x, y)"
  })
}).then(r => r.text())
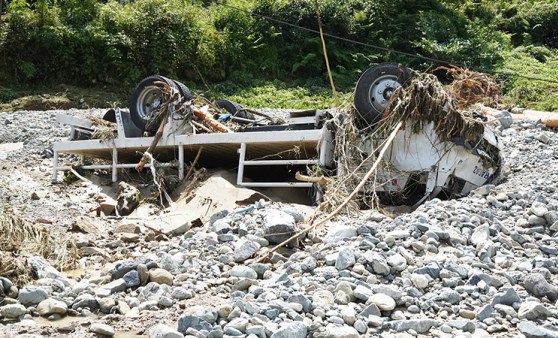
top-left (354, 63), bottom-right (412, 128)
top-left (130, 75), bottom-right (177, 132)
top-left (172, 80), bottom-right (193, 102)
top-left (215, 99), bottom-right (250, 119)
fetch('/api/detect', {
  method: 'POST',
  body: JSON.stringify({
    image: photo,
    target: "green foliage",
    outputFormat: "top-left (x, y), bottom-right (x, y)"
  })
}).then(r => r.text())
top-left (0, 0), bottom-right (557, 110)
top-left (500, 47), bottom-right (558, 111)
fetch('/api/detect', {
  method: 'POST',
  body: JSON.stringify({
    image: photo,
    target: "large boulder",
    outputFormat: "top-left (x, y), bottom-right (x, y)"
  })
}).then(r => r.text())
top-left (116, 182), bottom-right (140, 216)
top-left (263, 210), bottom-right (297, 245)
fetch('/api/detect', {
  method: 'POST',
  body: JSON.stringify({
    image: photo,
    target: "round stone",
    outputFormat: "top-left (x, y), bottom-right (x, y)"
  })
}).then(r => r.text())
top-left (369, 293), bottom-right (396, 311)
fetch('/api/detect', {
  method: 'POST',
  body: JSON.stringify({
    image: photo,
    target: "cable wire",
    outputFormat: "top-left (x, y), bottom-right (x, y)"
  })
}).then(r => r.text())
top-left (221, 3), bottom-right (558, 85)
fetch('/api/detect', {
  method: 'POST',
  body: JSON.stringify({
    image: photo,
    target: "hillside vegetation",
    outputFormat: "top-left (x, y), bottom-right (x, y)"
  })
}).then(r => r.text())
top-left (0, 0), bottom-right (557, 110)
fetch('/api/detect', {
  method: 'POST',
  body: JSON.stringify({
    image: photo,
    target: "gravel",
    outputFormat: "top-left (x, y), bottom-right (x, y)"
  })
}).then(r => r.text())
top-left (1, 109), bottom-right (558, 337)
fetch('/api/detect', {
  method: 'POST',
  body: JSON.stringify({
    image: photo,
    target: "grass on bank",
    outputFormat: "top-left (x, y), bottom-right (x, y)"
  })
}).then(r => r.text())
top-left (0, 79), bottom-right (349, 112)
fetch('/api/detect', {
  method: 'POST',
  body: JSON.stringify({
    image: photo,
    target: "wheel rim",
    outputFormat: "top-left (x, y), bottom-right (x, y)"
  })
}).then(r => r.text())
top-left (367, 75), bottom-right (402, 113)
top-left (136, 87), bottom-right (164, 121)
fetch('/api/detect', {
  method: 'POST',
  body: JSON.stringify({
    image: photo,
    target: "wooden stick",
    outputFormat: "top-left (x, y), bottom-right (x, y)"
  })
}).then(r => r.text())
top-left (295, 171), bottom-right (331, 185)
top-left (193, 105), bottom-right (233, 133)
top-left (314, 0), bottom-right (338, 107)
top-left (136, 115), bottom-right (167, 172)
top-left (185, 146), bottom-right (203, 181)
top-left (251, 121), bottom-right (404, 264)
top-left (192, 120), bottom-right (212, 133)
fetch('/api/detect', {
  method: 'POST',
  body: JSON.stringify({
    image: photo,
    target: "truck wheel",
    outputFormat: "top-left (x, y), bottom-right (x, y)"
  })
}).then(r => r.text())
top-left (215, 99), bottom-right (250, 119)
top-left (172, 80), bottom-right (193, 102)
top-left (354, 63), bottom-right (411, 128)
top-left (130, 75), bottom-right (177, 132)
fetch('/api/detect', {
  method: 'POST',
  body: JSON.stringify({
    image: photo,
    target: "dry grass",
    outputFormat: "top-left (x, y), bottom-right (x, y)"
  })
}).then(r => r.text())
top-left (0, 209), bottom-right (79, 285)
top-left (434, 65), bottom-right (502, 110)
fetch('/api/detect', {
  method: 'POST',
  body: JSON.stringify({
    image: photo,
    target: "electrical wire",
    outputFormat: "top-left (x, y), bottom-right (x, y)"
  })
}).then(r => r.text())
top-left (220, 3), bottom-right (558, 85)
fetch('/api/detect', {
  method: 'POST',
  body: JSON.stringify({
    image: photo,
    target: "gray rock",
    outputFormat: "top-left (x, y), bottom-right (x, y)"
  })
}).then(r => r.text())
top-left (492, 287), bottom-right (521, 306)
top-left (112, 258), bottom-right (157, 280)
top-left (101, 278), bottom-right (127, 294)
top-left (91, 323), bottom-right (115, 336)
top-left (177, 315), bottom-right (213, 334)
top-left (248, 263), bottom-right (269, 279)
top-left (369, 293), bottom-right (396, 311)
top-left (438, 289), bottom-right (461, 304)
top-left (320, 325), bottom-right (360, 338)
top-left (138, 282), bottom-right (172, 303)
top-left (471, 224), bottom-right (490, 246)
top-left (263, 210), bottom-right (296, 245)
top-left (336, 247), bottom-right (356, 270)
top-left (0, 304), bottom-right (26, 318)
top-left (28, 256), bottom-right (71, 287)
top-left (354, 320), bottom-right (367, 334)
top-left (98, 297), bottom-right (116, 314)
top-left (449, 320), bottom-right (475, 333)
top-left (223, 327), bottom-right (243, 336)
top-left (390, 319), bottom-right (439, 333)
top-left (366, 253), bottom-right (389, 276)
top-left (116, 181), bottom-right (139, 216)
top-left (518, 301), bottom-right (551, 320)
top-left (158, 296), bottom-right (173, 307)
top-left (281, 205), bottom-right (305, 223)
top-left (149, 324), bottom-right (185, 338)
top-left (519, 320), bottom-right (558, 338)
top-left (0, 277), bottom-right (13, 292)
top-left (234, 239), bottom-right (261, 263)
top-left (476, 304), bottom-right (494, 321)
top-left (524, 273), bottom-right (558, 302)
top-left (288, 294), bottom-right (312, 312)
top-left (354, 285), bottom-right (373, 301)
top-left (184, 306), bottom-right (218, 324)
top-left (230, 266), bottom-right (258, 279)
top-left (301, 257), bottom-right (317, 272)
top-left (387, 253), bottom-right (407, 271)
top-left (18, 286), bottom-right (48, 306)
top-left (212, 218), bottom-right (231, 234)
top-left (312, 290), bottom-right (335, 307)
top-left (123, 270), bottom-right (141, 288)
top-left (209, 209), bottom-right (229, 226)
top-left (171, 287), bottom-right (193, 300)
top-left (72, 294), bottom-right (99, 311)
top-left (37, 298), bottom-right (68, 316)
top-left (270, 321), bottom-right (307, 338)
top-left (496, 110), bottom-right (513, 129)
top-left (325, 225), bottom-right (357, 243)
top-left (360, 303), bottom-right (381, 317)
top-left (413, 263), bottom-right (441, 279)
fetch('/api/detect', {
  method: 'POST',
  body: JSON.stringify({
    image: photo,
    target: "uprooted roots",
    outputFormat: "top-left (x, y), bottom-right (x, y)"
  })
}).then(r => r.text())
top-left (0, 209), bottom-right (79, 285)
top-left (434, 65), bottom-right (502, 110)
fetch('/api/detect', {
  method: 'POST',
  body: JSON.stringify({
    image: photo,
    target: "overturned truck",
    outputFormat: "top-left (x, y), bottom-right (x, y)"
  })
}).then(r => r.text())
top-left (52, 63), bottom-right (502, 207)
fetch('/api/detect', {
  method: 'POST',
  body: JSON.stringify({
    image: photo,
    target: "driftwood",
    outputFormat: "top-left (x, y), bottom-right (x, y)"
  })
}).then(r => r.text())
top-left (194, 105), bottom-right (232, 133)
top-left (251, 120), bottom-right (404, 264)
top-left (186, 147), bottom-right (204, 181)
top-left (295, 171), bottom-right (331, 185)
top-left (479, 105), bottom-right (558, 128)
top-left (136, 115), bottom-right (168, 172)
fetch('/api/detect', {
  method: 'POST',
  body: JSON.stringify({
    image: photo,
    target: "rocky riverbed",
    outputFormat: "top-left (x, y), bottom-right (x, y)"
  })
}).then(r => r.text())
top-left (1, 108), bottom-right (558, 338)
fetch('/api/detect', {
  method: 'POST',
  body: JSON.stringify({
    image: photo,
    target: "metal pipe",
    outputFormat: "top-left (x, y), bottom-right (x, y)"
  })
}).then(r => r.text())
top-left (112, 148), bottom-right (118, 182)
top-left (237, 143), bottom-right (247, 186)
top-left (55, 163), bottom-right (175, 171)
top-left (242, 159), bottom-right (318, 166)
top-left (238, 182), bottom-right (313, 188)
top-left (178, 145), bottom-right (184, 180)
top-left (52, 151), bottom-right (59, 183)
